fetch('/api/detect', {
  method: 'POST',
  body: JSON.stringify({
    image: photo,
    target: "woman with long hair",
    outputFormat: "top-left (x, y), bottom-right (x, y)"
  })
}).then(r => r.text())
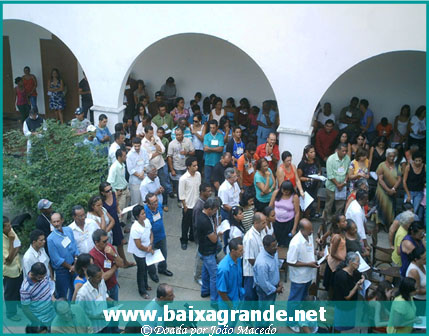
top-left (392, 104), bottom-right (411, 147)
top-left (332, 130), bottom-right (352, 158)
top-left (170, 97), bottom-right (189, 124)
top-left (218, 116), bottom-right (232, 144)
top-left (298, 145), bottom-right (321, 218)
top-left (240, 188), bottom-right (255, 232)
top-left (405, 245), bottom-right (426, 316)
top-left (262, 206), bottom-right (275, 237)
top-left (277, 151), bottom-right (304, 197)
top-left (99, 181), bottom-right (135, 268)
top-left (408, 105), bottom-right (426, 152)
top-left (209, 97), bottom-right (225, 123)
top-left (269, 180), bottom-right (300, 247)
top-left (254, 158), bottom-right (276, 211)
top-left (223, 206), bottom-right (246, 254)
top-left (350, 132), bottom-right (369, 161)
top-left (71, 253), bottom-right (94, 301)
top-left (368, 135), bottom-right (388, 172)
top-left (47, 68), bottom-right (65, 123)
top-left (367, 280), bottom-right (394, 333)
top-left (87, 195), bottom-right (115, 242)
top-left (348, 147), bottom-right (369, 190)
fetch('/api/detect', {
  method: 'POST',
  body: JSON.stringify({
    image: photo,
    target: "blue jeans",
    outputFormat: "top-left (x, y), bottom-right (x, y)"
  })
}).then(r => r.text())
top-left (404, 191), bottom-right (424, 214)
top-left (287, 281), bottom-right (311, 326)
top-left (108, 283), bottom-right (119, 301)
top-left (55, 267), bottom-right (75, 301)
top-left (29, 96), bottom-right (38, 110)
top-left (158, 165), bottom-right (172, 205)
top-left (204, 165), bottom-right (214, 184)
top-left (200, 253), bottom-right (218, 302)
top-left (243, 276), bottom-right (258, 301)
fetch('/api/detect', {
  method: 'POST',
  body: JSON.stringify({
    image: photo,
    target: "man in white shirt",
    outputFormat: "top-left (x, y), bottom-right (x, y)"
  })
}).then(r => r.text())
top-left (178, 157), bottom-right (201, 250)
top-left (316, 102), bottom-right (336, 129)
top-left (127, 137), bottom-right (149, 206)
top-left (168, 127), bottom-right (195, 205)
top-left (140, 164), bottom-right (164, 207)
top-left (243, 212), bottom-right (267, 301)
top-left (345, 189), bottom-right (369, 248)
top-left (76, 264), bottom-right (113, 333)
top-left (23, 229), bottom-right (53, 280)
top-left (218, 168), bottom-right (241, 220)
top-left (141, 125), bottom-right (172, 209)
top-left (68, 205), bottom-right (99, 254)
top-left (287, 219), bottom-right (318, 303)
top-left (108, 132), bottom-right (125, 166)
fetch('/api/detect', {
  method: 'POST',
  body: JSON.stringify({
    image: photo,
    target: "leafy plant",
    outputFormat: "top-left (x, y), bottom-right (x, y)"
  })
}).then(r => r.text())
top-left (3, 120), bottom-right (108, 241)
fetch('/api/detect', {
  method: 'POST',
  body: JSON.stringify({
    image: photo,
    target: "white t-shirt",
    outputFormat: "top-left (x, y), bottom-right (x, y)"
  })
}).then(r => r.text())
top-left (218, 181), bottom-right (240, 207)
top-left (127, 219), bottom-right (152, 258)
top-left (317, 112), bottom-right (336, 125)
top-left (410, 116), bottom-right (426, 139)
top-left (287, 231), bottom-right (316, 284)
top-left (243, 226), bottom-right (264, 277)
top-left (345, 199), bottom-right (367, 240)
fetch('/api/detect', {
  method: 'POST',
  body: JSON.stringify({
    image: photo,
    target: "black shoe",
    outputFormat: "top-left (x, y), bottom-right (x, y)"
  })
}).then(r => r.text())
top-left (169, 192), bottom-right (176, 199)
top-left (120, 221), bottom-right (126, 228)
top-left (181, 243), bottom-right (187, 250)
top-left (188, 237), bottom-right (195, 243)
top-left (201, 293), bottom-right (210, 298)
top-left (159, 270), bottom-right (173, 277)
top-left (149, 274), bottom-right (159, 283)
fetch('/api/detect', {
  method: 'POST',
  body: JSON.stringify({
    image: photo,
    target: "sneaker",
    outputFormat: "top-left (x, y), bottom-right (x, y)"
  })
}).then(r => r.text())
top-left (169, 192), bottom-right (176, 199)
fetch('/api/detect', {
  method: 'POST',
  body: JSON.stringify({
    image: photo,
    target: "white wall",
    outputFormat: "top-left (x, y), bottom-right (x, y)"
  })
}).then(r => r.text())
top-left (3, 20), bottom-right (51, 114)
top-left (320, 51), bottom-right (426, 125)
top-left (130, 33), bottom-right (275, 105)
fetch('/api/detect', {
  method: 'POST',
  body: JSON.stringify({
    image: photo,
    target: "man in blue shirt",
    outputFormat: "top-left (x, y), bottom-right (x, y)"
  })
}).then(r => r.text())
top-left (253, 234), bottom-right (283, 304)
top-left (217, 237), bottom-right (244, 309)
top-left (203, 120), bottom-right (224, 183)
top-left (171, 117), bottom-right (192, 140)
top-left (256, 101), bottom-right (278, 146)
top-left (96, 114), bottom-right (112, 156)
top-left (47, 212), bottom-right (79, 301)
top-left (144, 193), bottom-right (173, 283)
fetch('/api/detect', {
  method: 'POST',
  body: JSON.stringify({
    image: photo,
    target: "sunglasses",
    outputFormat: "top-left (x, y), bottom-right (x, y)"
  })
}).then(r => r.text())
top-left (193, 120), bottom-right (200, 123)
top-left (101, 239), bottom-right (108, 243)
top-left (104, 189), bottom-right (112, 193)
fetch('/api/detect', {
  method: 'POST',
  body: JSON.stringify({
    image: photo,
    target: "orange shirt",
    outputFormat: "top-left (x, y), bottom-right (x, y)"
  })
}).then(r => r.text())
top-left (280, 164), bottom-right (296, 188)
top-left (376, 123), bottom-right (392, 137)
top-left (237, 154), bottom-right (257, 187)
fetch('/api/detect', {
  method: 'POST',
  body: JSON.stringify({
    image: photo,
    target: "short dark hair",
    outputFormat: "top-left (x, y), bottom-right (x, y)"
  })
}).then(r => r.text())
top-left (92, 229), bottom-right (108, 243)
top-left (144, 125), bottom-right (153, 133)
top-left (337, 143), bottom-right (348, 151)
top-left (114, 131), bottom-right (124, 141)
top-left (359, 99), bottom-right (369, 109)
top-left (30, 262), bottom-right (47, 276)
top-left (186, 156), bottom-right (197, 168)
top-left (356, 189), bottom-right (368, 202)
top-left (145, 192), bottom-right (157, 204)
top-left (228, 237), bottom-right (243, 252)
top-left (132, 137), bottom-right (141, 145)
top-left (75, 253), bottom-right (93, 278)
top-left (87, 264), bottom-right (102, 278)
top-left (246, 142), bottom-right (256, 152)
top-left (99, 114), bottom-right (108, 121)
top-left (325, 119), bottom-right (334, 126)
top-left (116, 148), bottom-right (125, 159)
top-left (199, 182), bottom-right (212, 193)
top-left (71, 205), bottom-right (84, 217)
top-left (412, 150), bottom-right (423, 160)
top-left (203, 197), bottom-right (221, 210)
top-left (114, 123), bottom-right (123, 133)
top-left (398, 277), bottom-right (416, 301)
top-left (29, 229), bottom-right (45, 244)
top-left (262, 234), bottom-right (276, 247)
top-left (158, 103), bottom-right (167, 110)
top-left (208, 119), bottom-right (218, 127)
top-left (132, 205), bottom-right (145, 220)
top-left (281, 151), bottom-right (292, 161)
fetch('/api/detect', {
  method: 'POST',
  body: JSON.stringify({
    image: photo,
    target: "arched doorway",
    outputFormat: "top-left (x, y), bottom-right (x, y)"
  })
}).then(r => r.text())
top-left (3, 19), bottom-right (86, 127)
top-left (121, 33), bottom-right (277, 118)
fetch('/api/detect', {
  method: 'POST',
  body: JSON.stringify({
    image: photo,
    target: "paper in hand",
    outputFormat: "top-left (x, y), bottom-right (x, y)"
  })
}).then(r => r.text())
top-left (121, 204), bottom-right (139, 215)
top-left (146, 249), bottom-right (165, 266)
top-left (217, 220), bottom-right (231, 234)
top-left (317, 245), bottom-right (329, 265)
top-left (300, 192), bottom-right (314, 211)
top-left (356, 251), bottom-right (370, 272)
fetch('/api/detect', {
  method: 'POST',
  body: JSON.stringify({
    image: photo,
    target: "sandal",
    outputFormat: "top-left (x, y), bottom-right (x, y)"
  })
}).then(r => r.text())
top-left (124, 262), bottom-right (137, 268)
top-left (146, 286), bottom-right (152, 291)
top-left (141, 293), bottom-right (150, 299)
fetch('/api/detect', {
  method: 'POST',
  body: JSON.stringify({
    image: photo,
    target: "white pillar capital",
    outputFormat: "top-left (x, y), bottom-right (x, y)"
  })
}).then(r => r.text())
top-left (277, 126), bottom-right (312, 166)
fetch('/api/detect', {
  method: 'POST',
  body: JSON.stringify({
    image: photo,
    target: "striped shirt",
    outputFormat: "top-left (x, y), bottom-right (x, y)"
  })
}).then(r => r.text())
top-left (20, 275), bottom-right (55, 324)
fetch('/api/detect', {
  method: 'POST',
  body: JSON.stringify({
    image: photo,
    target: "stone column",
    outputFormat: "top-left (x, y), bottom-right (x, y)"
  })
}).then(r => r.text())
top-left (90, 105), bottom-right (126, 132)
top-left (277, 126), bottom-right (312, 166)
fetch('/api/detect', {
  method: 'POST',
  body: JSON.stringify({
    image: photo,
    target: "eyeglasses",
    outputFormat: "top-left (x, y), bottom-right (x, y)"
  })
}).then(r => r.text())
top-left (193, 120), bottom-right (199, 123)
top-left (101, 239), bottom-right (108, 244)
top-left (104, 189), bottom-right (112, 193)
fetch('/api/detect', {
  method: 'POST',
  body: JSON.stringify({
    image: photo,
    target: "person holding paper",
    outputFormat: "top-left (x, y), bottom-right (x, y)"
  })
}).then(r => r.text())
top-left (3, 216), bottom-right (23, 321)
top-left (47, 212), bottom-right (79, 301)
top-left (333, 252), bottom-right (365, 332)
top-left (345, 190), bottom-right (369, 249)
top-left (203, 119), bottom-right (224, 184)
top-left (276, 151), bottom-right (304, 197)
top-left (325, 143), bottom-right (350, 223)
top-left (128, 205), bottom-right (154, 299)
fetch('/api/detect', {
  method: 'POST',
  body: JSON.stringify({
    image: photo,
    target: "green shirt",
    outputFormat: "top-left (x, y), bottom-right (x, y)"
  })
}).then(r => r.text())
top-left (152, 114), bottom-right (174, 133)
top-left (107, 160), bottom-right (128, 191)
top-left (160, 137), bottom-right (169, 161)
top-left (325, 152), bottom-right (351, 192)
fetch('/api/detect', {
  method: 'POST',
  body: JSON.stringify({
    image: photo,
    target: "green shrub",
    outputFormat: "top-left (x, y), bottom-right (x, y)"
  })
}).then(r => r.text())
top-left (3, 120), bottom-right (108, 250)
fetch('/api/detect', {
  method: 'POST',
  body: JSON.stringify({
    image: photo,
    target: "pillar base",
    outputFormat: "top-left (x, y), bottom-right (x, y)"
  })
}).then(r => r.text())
top-left (90, 105), bottom-right (126, 132)
top-left (277, 126), bottom-right (313, 165)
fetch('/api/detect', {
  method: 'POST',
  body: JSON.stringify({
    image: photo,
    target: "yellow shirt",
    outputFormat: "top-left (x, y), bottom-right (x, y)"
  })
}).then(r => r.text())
top-left (3, 229), bottom-right (22, 278)
top-left (391, 226), bottom-right (407, 265)
top-left (387, 295), bottom-right (416, 334)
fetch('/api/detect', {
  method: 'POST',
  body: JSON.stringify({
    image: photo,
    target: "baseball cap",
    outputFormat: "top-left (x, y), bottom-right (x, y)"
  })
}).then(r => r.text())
top-left (87, 125), bottom-right (97, 132)
top-left (75, 107), bottom-right (83, 115)
top-left (37, 199), bottom-right (53, 210)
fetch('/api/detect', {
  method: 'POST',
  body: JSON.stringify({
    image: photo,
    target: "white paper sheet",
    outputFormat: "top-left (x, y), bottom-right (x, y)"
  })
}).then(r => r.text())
top-left (356, 251), bottom-right (370, 272)
top-left (334, 187), bottom-right (347, 200)
top-left (414, 316), bottom-right (426, 329)
top-left (217, 220), bottom-right (231, 234)
top-left (308, 174), bottom-right (327, 182)
top-left (369, 172), bottom-right (378, 181)
top-left (317, 245), bottom-right (329, 265)
top-left (366, 206), bottom-right (377, 217)
top-left (146, 249), bottom-right (165, 266)
top-left (121, 204), bottom-right (139, 215)
top-left (299, 192), bottom-right (314, 211)
top-left (358, 279), bottom-right (372, 297)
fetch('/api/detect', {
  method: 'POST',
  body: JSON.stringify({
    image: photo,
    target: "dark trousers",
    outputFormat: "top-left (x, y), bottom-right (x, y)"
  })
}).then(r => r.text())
top-left (243, 276), bottom-right (258, 301)
top-left (3, 273), bottom-right (23, 317)
top-left (181, 208), bottom-right (194, 244)
top-left (195, 150), bottom-right (204, 174)
top-left (55, 267), bottom-right (75, 301)
top-left (133, 255), bottom-right (149, 295)
top-left (148, 238), bottom-right (168, 275)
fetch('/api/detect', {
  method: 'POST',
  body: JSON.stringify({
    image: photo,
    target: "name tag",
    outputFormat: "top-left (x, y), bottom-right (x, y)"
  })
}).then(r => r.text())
top-left (240, 110), bottom-right (248, 115)
top-left (96, 294), bottom-right (104, 302)
top-left (61, 236), bottom-right (71, 248)
top-left (236, 147), bottom-right (243, 155)
top-left (151, 146), bottom-right (156, 152)
top-left (346, 111), bottom-right (352, 118)
top-left (162, 124), bottom-right (169, 130)
top-left (50, 224), bottom-right (54, 232)
top-left (13, 238), bottom-right (21, 248)
top-left (211, 139), bottom-right (219, 146)
top-left (265, 155), bottom-right (272, 161)
top-left (153, 212), bottom-right (161, 221)
top-left (137, 159), bottom-right (144, 166)
top-left (125, 133), bottom-right (131, 139)
top-left (247, 167), bottom-right (254, 175)
top-left (337, 167), bottom-right (345, 174)
top-left (104, 259), bottom-right (112, 269)
top-left (178, 154), bottom-right (185, 159)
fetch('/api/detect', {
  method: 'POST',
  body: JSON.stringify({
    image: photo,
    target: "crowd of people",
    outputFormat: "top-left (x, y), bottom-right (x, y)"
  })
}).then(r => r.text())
top-left (6, 75), bottom-right (427, 333)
